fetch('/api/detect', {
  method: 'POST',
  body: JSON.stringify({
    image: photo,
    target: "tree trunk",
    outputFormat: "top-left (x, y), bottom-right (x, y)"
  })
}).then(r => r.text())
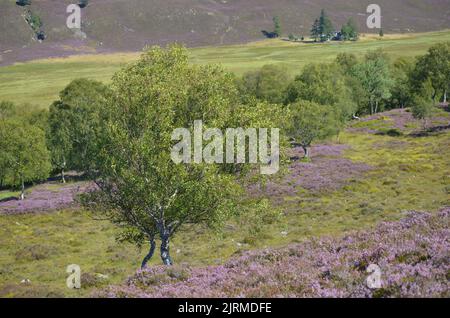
top-left (20, 177), bottom-right (25, 201)
top-left (61, 158), bottom-right (66, 183)
top-left (160, 233), bottom-right (173, 266)
top-left (141, 239), bottom-right (156, 269)
top-left (302, 146), bottom-right (310, 158)
top-left (374, 101), bottom-right (379, 114)
top-left (443, 90), bottom-right (447, 103)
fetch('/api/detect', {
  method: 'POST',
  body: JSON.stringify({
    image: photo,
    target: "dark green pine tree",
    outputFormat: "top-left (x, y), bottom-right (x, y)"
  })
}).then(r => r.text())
top-left (273, 16), bottom-right (281, 37)
top-left (319, 9), bottom-right (334, 41)
top-left (347, 17), bottom-right (358, 40)
top-left (310, 19), bottom-right (320, 42)
top-left (341, 17), bottom-right (359, 41)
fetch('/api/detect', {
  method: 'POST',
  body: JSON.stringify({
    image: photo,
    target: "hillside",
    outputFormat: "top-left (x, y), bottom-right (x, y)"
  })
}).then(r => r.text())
top-left (1, 0), bottom-right (450, 64)
top-left (1, 30), bottom-right (450, 109)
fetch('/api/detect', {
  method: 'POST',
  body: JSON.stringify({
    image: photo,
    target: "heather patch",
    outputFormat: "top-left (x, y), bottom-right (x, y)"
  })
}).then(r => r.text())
top-left (100, 208), bottom-right (449, 298)
top-left (347, 108), bottom-right (450, 135)
top-left (247, 143), bottom-right (372, 202)
top-left (0, 182), bottom-right (89, 215)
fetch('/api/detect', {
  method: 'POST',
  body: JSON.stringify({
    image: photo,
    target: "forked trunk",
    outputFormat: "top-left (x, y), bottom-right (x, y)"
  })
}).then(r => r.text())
top-left (141, 239), bottom-right (156, 269)
top-left (160, 234), bottom-right (173, 266)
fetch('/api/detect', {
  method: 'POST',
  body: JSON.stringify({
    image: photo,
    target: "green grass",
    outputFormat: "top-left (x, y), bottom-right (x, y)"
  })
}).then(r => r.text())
top-left (0, 191), bottom-right (19, 201)
top-left (1, 30), bottom-right (449, 108)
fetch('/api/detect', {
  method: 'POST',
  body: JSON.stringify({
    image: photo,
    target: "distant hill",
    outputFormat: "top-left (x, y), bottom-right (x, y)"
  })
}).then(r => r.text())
top-left (1, 0), bottom-right (449, 64)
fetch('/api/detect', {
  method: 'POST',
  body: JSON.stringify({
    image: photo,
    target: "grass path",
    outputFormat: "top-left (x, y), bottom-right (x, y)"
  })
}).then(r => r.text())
top-left (1, 30), bottom-right (449, 108)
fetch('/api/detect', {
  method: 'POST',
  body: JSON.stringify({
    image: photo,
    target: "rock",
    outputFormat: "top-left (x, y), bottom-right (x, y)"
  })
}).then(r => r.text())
top-left (95, 273), bottom-right (109, 280)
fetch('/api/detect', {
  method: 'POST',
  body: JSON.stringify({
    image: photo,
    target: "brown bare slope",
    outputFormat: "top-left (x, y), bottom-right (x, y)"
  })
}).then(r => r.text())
top-left (1, 0), bottom-right (449, 64)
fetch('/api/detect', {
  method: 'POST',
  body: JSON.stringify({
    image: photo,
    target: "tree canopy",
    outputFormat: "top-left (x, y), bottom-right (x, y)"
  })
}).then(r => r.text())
top-left (239, 64), bottom-right (291, 104)
top-left (285, 63), bottom-right (357, 121)
top-left (351, 50), bottom-right (394, 114)
top-left (287, 100), bottom-right (339, 158)
top-left (82, 45), bottom-right (281, 267)
top-left (0, 118), bottom-right (51, 199)
top-left (47, 78), bottom-right (109, 180)
top-left (410, 42), bottom-right (450, 103)
top-left (273, 16), bottom-right (281, 38)
top-left (341, 18), bottom-right (358, 41)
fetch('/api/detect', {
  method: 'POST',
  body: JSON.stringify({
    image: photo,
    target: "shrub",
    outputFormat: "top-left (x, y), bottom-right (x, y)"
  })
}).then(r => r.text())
top-left (79, 0), bottom-right (89, 8)
top-left (16, 0), bottom-right (31, 6)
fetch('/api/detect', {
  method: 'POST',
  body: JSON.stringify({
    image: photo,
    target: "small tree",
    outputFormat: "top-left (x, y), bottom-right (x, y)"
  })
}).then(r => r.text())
top-left (341, 18), bottom-right (358, 41)
top-left (273, 16), bottom-right (281, 38)
top-left (288, 101), bottom-right (339, 158)
top-left (412, 95), bottom-right (433, 128)
top-left (47, 102), bottom-right (72, 183)
top-left (0, 102), bottom-right (14, 187)
top-left (239, 64), bottom-right (291, 104)
top-left (83, 46), bottom-right (255, 267)
top-left (310, 19), bottom-right (320, 42)
top-left (411, 79), bottom-right (435, 128)
top-left (351, 50), bottom-right (393, 114)
top-left (47, 78), bottom-right (109, 179)
top-left (0, 119), bottom-right (51, 200)
top-left (285, 63), bottom-right (353, 108)
top-left (410, 42), bottom-right (450, 103)
top-left (319, 9), bottom-right (334, 41)
top-left (390, 57), bottom-right (415, 109)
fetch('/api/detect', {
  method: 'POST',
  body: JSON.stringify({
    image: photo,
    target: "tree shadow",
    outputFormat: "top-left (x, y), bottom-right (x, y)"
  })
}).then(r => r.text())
top-left (0, 196), bottom-right (18, 203)
top-left (375, 128), bottom-right (403, 137)
top-left (409, 124), bottom-right (450, 137)
top-left (440, 103), bottom-right (449, 112)
top-left (261, 30), bottom-right (278, 39)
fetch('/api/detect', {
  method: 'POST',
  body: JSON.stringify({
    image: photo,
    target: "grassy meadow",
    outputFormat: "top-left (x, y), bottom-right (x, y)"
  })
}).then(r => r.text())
top-left (1, 107), bottom-right (449, 297)
top-left (0, 30), bottom-right (449, 108)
